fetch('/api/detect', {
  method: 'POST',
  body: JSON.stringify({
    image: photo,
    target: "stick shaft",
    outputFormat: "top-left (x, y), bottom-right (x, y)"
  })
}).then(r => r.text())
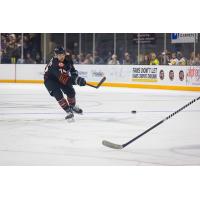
top-left (122, 96), bottom-right (200, 148)
top-left (86, 83), bottom-right (97, 88)
top-left (86, 77), bottom-right (106, 89)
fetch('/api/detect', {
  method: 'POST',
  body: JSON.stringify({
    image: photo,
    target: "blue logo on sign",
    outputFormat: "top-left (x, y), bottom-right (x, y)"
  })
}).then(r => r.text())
top-left (171, 33), bottom-right (179, 39)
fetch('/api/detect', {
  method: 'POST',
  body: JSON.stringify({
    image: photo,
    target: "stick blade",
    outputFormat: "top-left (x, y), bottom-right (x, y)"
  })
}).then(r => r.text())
top-left (102, 140), bottom-right (123, 149)
top-left (96, 77), bottom-right (106, 88)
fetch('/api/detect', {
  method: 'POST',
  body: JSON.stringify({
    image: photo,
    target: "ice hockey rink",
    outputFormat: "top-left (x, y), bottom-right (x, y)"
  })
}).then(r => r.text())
top-left (0, 83), bottom-right (200, 166)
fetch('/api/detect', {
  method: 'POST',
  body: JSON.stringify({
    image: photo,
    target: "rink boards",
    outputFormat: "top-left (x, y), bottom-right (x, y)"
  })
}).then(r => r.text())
top-left (0, 64), bottom-right (200, 91)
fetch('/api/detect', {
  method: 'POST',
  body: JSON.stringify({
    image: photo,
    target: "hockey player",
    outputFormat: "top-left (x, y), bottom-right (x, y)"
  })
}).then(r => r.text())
top-left (44, 47), bottom-right (86, 120)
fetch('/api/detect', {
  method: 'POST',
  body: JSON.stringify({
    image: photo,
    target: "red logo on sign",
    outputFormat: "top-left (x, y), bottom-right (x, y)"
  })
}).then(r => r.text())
top-left (187, 67), bottom-right (199, 78)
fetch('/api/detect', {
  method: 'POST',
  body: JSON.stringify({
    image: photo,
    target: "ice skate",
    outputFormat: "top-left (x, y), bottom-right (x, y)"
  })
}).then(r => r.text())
top-left (65, 107), bottom-right (74, 121)
top-left (71, 105), bottom-right (83, 114)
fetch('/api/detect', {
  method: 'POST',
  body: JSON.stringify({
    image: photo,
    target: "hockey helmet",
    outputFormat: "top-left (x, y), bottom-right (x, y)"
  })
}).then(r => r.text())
top-left (54, 47), bottom-right (65, 55)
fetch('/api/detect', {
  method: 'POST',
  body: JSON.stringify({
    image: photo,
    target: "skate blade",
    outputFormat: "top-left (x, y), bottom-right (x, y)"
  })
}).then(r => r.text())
top-left (66, 117), bottom-right (75, 123)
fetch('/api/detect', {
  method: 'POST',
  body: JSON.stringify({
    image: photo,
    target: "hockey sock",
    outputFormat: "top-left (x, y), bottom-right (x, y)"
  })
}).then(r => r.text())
top-left (67, 97), bottom-right (76, 107)
top-left (58, 97), bottom-right (70, 111)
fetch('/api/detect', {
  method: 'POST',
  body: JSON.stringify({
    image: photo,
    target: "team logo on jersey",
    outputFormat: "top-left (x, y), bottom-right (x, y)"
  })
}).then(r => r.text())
top-left (59, 62), bottom-right (64, 67)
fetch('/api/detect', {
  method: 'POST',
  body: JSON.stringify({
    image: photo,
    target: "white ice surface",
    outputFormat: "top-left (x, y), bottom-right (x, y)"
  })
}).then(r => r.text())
top-left (0, 83), bottom-right (200, 165)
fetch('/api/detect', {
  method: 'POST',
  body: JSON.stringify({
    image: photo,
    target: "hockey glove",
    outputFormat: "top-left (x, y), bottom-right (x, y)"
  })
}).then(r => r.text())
top-left (75, 76), bottom-right (86, 86)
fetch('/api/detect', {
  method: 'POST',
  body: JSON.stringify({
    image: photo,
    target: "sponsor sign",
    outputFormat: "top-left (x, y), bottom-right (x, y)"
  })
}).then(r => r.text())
top-left (1, 64), bottom-right (200, 90)
top-left (171, 33), bottom-right (197, 43)
top-left (133, 33), bottom-right (156, 44)
top-left (186, 66), bottom-right (200, 85)
top-left (132, 67), bottom-right (157, 82)
top-left (78, 71), bottom-right (88, 78)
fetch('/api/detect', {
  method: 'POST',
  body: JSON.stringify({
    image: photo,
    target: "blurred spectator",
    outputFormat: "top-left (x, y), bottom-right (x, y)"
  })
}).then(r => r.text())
top-left (8, 34), bottom-right (17, 46)
top-left (188, 52), bottom-right (196, 65)
top-left (105, 51), bottom-right (112, 64)
top-left (188, 52), bottom-right (200, 66)
top-left (72, 54), bottom-right (79, 64)
top-left (24, 52), bottom-right (35, 64)
top-left (94, 51), bottom-right (104, 64)
top-left (159, 50), bottom-right (170, 65)
top-left (17, 57), bottom-right (25, 64)
top-left (5, 34), bottom-right (20, 62)
top-left (136, 53), bottom-right (150, 65)
top-left (149, 52), bottom-right (159, 65)
top-left (165, 51), bottom-right (172, 65)
top-left (0, 50), bottom-right (10, 63)
top-left (23, 34), bottom-right (31, 55)
top-left (195, 53), bottom-right (200, 65)
top-left (177, 51), bottom-right (186, 66)
top-left (137, 54), bottom-right (144, 65)
top-left (35, 52), bottom-right (43, 64)
top-left (1, 35), bottom-right (7, 51)
top-left (123, 52), bottom-right (132, 64)
top-left (108, 54), bottom-right (120, 65)
top-left (84, 53), bottom-right (93, 64)
top-left (78, 53), bottom-right (85, 64)
top-left (144, 54), bottom-right (150, 65)
top-left (16, 35), bottom-right (22, 48)
top-left (169, 52), bottom-right (179, 65)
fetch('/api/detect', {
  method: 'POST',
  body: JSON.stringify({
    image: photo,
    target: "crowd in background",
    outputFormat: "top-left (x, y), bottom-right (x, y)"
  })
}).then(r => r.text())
top-left (71, 50), bottom-right (200, 66)
top-left (0, 33), bottom-right (42, 64)
top-left (1, 33), bottom-right (200, 66)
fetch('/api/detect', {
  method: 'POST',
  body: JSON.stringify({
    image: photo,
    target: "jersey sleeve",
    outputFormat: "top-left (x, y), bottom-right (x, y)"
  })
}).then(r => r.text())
top-left (69, 60), bottom-right (78, 76)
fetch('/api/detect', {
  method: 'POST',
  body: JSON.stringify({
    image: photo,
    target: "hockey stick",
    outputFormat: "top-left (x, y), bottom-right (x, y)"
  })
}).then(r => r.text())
top-left (86, 77), bottom-right (106, 89)
top-left (102, 96), bottom-right (200, 149)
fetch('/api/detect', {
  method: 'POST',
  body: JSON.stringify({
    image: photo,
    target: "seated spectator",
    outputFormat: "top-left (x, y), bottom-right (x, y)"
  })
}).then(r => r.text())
top-left (149, 52), bottom-right (159, 65)
top-left (17, 57), bottom-right (25, 64)
top-left (195, 53), bottom-right (200, 65)
top-left (94, 51), bottom-right (104, 64)
top-left (0, 50), bottom-right (10, 63)
top-left (188, 52), bottom-right (196, 65)
top-left (169, 52), bottom-right (179, 65)
top-left (159, 50), bottom-right (170, 65)
top-left (105, 51), bottom-right (112, 64)
top-left (123, 52), bottom-right (132, 64)
top-left (84, 53), bottom-right (93, 64)
top-left (24, 52), bottom-right (36, 64)
top-left (6, 34), bottom-right (18, 59)
top-left (8, 34), bottom-right (17, 47)
top-left (35, 52), bottom-right (43, 64)
top-left (188, 52), bottom-right (200, 65)
top-left (108, 54), bottom-right (120, 65)
top-left (23, 34), bottom-right (31, 54)
top-left (138, 53), bottom-right (150, 65)
top-left (143, 54), bottom-right (150, 65)
top-left (72, 54), bottom-right (79, 64)
top-left (138, 54), bottom-right (144, 65)
top-left (1, 35), bottom-right (7, 51)
top-left (166, 51), bottom-right (171, 64)
top-left (177, 51), bottom-right (186, 66)
top-left (78, 53), bottom-right (85, 64)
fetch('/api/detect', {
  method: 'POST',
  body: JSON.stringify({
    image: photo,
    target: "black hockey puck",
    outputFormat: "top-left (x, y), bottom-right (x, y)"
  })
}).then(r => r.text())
top-left (131, 110), bottom-right (137, 114)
